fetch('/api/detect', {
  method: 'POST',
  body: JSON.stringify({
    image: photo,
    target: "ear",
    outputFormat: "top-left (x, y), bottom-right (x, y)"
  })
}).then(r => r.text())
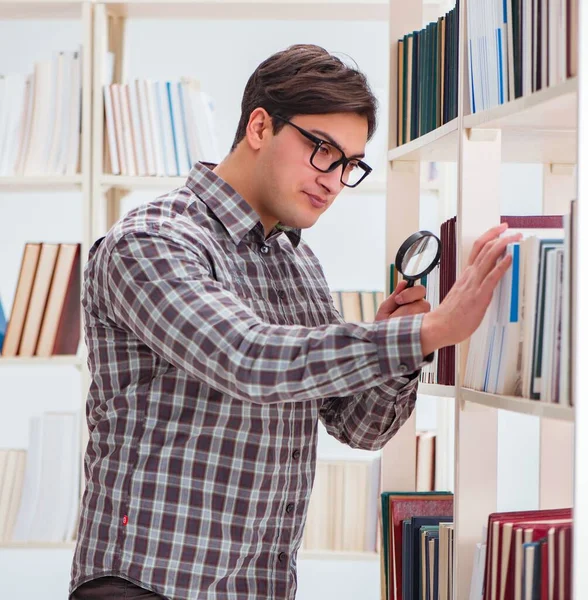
top-left (245, 108), bottom-right (273, 151)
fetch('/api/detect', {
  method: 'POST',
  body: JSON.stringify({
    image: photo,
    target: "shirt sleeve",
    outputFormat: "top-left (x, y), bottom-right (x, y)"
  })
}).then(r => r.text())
top-left (104, 228), bottom-right (431, 406)
top-left (318, 287), bottom-right (431, 451)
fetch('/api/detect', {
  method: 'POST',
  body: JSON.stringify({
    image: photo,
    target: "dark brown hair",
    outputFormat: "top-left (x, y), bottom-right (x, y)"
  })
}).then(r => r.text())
top-left (231, 44), bottom-right (378, 151)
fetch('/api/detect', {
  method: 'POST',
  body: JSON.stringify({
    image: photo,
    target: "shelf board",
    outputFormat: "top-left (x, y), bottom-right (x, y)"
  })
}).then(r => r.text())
top-left (418, 383), bottom-right (456, 398)
top-left (387, 118), bottom-right (458, 163)
top-left (0, 0), bottom-right (83, 19)
top-left (297, 550), bottom-right (379, 561)
top-left (461, 388), bottom-right (575, 422)
top-left (464, 78), bottom-right (578, 163)
top-left (0, 175), bottom-right (83, 191)
top-left (0, 355), bottom-right (83, 367)
top-left (101, 174), bottom-right (387, 194)
top-left (104, 0), bottom-right (388, 20)
top-left (101, 175), bottom-right (187, 190)
top-left (0, 541), bottom-right (76, 549)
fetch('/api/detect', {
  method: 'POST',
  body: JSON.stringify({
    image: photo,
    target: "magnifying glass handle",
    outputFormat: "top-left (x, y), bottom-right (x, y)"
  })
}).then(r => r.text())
top-left (405, 279), bottom-right (415, 288)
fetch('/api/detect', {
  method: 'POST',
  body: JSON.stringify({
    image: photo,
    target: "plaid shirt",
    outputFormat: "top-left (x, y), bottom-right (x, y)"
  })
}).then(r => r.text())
top-left (70, 162), bottom-right (429, 600)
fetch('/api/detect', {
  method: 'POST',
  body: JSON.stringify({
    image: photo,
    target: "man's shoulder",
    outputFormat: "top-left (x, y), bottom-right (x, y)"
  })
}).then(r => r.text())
top-left (107, 186), bottom-right (216, 250)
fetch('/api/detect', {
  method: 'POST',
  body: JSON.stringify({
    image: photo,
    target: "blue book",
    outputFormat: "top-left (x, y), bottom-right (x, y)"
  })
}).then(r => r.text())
top-left (166, 81), bottom-right (180, 176)
top-left (0, 295), bottom-right (6, 353)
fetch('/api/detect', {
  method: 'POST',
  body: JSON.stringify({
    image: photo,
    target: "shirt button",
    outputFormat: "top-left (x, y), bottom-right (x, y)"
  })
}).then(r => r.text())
top-left (398, 363), bottom-right (408, 374)
top-left (292, 449), bottom-right (301, 459)
top-left (278, 552), bottom-right (287, 563)
top-left (286, 503), bottom-right (295, 515)
top-left (260, 245), bottom-right (269, 254)
top-left (277, 290), bottom-right (286, 299)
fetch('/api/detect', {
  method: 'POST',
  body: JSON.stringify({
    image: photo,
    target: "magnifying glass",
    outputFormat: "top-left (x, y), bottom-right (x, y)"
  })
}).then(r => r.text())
top-left (395, 230), bottom-right (442, 287)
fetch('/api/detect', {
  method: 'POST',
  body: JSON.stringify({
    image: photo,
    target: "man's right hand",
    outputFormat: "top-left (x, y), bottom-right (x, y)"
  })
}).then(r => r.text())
top-left (420, 222), bottom-right (523, 356)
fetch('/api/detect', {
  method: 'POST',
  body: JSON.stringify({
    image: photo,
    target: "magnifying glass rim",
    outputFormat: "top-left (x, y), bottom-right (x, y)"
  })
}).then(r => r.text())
top-left (395, 230), bottom-right (442, 280)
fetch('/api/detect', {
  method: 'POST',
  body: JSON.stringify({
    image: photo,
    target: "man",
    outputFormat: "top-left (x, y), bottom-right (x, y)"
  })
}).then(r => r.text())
top-left (70, 44), bottom-right (518, 599)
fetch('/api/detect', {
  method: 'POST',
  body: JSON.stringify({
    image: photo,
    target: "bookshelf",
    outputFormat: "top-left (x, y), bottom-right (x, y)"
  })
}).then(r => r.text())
top-left (382, 0), bottom-right (583, 598)
top-left (0, 0), bottom-right (93, 551)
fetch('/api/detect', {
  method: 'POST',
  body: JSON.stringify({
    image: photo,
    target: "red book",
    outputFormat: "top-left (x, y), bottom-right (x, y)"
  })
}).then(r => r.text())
top-left (386, 493), bottom-right (453, 600)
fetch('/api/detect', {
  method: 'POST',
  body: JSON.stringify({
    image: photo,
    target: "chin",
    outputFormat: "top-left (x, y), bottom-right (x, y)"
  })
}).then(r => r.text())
top-left (280, 212), bottom-right (321, 230)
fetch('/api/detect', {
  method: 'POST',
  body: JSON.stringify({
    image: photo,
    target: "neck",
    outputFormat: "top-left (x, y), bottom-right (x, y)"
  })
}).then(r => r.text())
top-left (213, 149), bottom-right (277, 237)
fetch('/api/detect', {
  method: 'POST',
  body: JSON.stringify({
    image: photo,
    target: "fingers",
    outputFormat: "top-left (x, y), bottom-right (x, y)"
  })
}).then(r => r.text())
top-left (467, 222), bottom-right (509, 266)
top-left (472, 233), bottom-right (522, 286)
top-left (481, 253), bottom-right (514, 297)
top-left (389, 299), bottom-right (431, 318)
top-left (395, 284), bottom-right (426, 305)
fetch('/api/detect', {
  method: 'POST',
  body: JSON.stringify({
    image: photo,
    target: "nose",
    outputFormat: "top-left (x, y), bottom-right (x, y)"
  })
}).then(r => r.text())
top-left (316, 165), bottom-right (345, 195)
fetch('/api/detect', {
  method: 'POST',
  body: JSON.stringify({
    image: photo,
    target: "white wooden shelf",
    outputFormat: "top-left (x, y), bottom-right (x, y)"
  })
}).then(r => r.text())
top-left (418, 383), bottom-right (456, 398)
top-left (461, 388), bottom-right (575, 422)
top-left (0, 541), bottom-right (76, 549)
top-left (103, 0), bottom-right (388, 20)
top-left (0, 175), bottom-right (83, 191)
top-left (0, 355), bottom-right (83, 367)
top-left (0, 0), bottom-right (84, 19)
top-left (298, 550), bottom-right (379, 561)
top-left (464, 78), bottom-right (578, 163)
top-left (387, 118), bottom-right (458, 163)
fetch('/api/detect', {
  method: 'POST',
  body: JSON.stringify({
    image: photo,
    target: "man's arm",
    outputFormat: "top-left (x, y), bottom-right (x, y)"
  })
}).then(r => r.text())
top-left (103, 227), bottom-right (431, 406)
top-left (318, 284), bottom-right (428, 451)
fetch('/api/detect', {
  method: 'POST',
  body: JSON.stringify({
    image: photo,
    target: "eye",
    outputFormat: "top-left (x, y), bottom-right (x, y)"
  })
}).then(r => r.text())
top-left (345, 161), bottom-right (360, 172)
top-left (316, 144), bottom-right (331, 156)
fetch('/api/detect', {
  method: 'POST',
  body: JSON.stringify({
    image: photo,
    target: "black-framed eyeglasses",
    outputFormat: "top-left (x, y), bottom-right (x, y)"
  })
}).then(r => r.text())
top-left (272, 115), bottom-right (372, 188)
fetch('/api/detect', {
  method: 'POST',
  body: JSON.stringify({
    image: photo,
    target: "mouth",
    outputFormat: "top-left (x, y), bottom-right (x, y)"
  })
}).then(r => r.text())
top-left (304, 192), bottom-right (328, 209)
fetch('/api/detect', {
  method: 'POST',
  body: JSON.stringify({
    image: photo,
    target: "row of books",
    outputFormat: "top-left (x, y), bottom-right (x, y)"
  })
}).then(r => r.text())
top-left (330, 290), bottom-right (385, 323)
top-left (0, 411), bottom-right (81, 543)
top-left (480, 507), bottom-right (572, 600)
top-left (380, 491), bottom-right (573, 600)
top-left (300, 458), bottom-right (380, 553)
top-left (1, 242), bottom-right (81, 358)
top-left (380, 490), bottom-right (454, 600)
top-left (467, 0), bottom-right (578, 114)
top-left (465, 210), bottom-right (573, 404)
top-left (396, 2), bottom-right (460, 146)
top-left (0, 48), bottom-right (82, 177)
top-left (103, 77), bottom-right (221, 177)
top-left (418, 216), bottom-right (457, 386)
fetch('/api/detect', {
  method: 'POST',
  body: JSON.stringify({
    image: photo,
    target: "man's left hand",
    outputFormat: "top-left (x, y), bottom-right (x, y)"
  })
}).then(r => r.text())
top-left (375, 280), bottom-right (431, 321)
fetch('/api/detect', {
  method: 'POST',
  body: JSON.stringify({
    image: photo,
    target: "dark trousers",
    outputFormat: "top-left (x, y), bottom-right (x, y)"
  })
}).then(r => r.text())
top-left (70, 576), bottom-right (166, 599)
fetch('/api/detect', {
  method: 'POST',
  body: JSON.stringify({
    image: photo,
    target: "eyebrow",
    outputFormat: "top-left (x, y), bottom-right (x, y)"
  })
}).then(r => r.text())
top-left (310, 129), bottom-right (366, 160)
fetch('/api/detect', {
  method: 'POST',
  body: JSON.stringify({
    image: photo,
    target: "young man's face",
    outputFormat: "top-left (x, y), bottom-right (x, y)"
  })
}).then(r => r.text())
top-left (256, 112), bottom-right (369, 230)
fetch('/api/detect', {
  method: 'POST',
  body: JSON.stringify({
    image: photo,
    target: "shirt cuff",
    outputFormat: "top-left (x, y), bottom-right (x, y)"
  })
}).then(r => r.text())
top-left (374, 313), bottom-right (434, 379)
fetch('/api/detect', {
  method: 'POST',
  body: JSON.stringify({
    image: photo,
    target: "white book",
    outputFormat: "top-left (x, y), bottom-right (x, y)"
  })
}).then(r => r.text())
top-left (46, 52), bottom-right (66, 174)
top-left (180, 77), bottom-right (203, 164)
top-left (119, 83), bottom-right (137, 177)
top-left (145, 79), bottom-right (165, 177)
top-left (155, 80), bottom-right (178, 176)
top-left (128, 79), bottom-right (147, 176)
top-left (0, 449), bottom-right (18, 540)
top-left (14, 75), bottom-right (35, 175)
top-left (23, 60), bottom-right (53, 174)
top-left (65, 49), bottom-right (82, 176)
top-left (55, 51), bottom-right (75, 175)
top-left (3, 450), bottom-right (27, 542)
top-left (169, 81), bottom-right (191, 175)
top-left (29, 412), bottom-right (77, 542)
top-left (11, 417), bottom-right (43, 541)
top-left (110, 84), bottom-right (128, 175)
top-left (103, 84), bottom-right (120, 175)
top-left (136, 79), bottom-right (155, 176)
